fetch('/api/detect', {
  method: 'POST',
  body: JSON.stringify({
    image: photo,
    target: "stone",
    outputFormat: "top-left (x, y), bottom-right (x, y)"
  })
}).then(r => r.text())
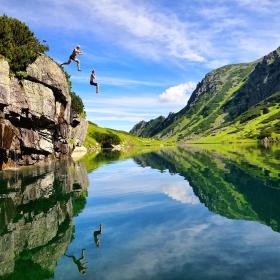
top-left (0, 57), bottom-right (10, 107)
top-left (20, 128), bottom-right (40, 150)
top-left (0, 119), bottom-right (20, 151)
top-left (8, 77), bottom-right (28, 116)
top-left (38, 129), bottom-right (54, 154)
top-left (26, 55), bottom-right (70, 102)
top-left (21, 80), bottom-right (56, 123)
top-left (70, 117), bottom-right (88, 147)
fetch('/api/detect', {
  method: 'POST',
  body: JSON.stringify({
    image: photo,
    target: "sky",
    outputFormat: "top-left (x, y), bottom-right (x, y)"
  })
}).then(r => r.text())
top-left (1, 0), bottom-right (280, 131)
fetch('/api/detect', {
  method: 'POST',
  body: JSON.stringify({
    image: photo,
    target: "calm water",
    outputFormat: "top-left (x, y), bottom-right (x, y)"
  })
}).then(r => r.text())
top-left (0, 145), bottom-right (280, 280)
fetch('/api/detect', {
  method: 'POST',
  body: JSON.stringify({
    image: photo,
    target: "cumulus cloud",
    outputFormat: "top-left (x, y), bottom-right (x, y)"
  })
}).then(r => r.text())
top-left (159, 82), bottom-right (197, 104)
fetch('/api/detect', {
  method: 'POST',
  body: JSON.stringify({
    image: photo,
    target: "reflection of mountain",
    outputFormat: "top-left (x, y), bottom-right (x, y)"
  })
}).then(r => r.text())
top-left (134, 146), bottom-right (280, 232)
top-left (0, 160), bottom-right (88, 279)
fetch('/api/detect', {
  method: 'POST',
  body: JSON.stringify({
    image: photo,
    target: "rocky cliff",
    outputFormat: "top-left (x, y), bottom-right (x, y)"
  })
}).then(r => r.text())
top-left (0, 55), bottom-right (88, 170)
top-left (130, 47), bottom-right (280, 142)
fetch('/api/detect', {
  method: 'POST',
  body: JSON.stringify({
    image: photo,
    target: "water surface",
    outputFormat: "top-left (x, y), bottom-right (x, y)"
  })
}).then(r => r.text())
top-left (0, 145), bottom-right (280, 280)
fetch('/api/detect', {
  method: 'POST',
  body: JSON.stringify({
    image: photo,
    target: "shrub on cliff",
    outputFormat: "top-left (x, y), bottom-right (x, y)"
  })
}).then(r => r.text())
top-left (70, 91), bottom-right (85, 115)
top-left (0, 15), bottom-right (48, 72)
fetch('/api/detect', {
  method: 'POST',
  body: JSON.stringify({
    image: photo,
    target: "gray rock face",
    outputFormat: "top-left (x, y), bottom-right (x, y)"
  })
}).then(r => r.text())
top-left (226, 47), bottom-right (280, 118)
top-left (0, 55), bottom-right (88, 170)
top-left (26, 55), bottom-right (69, 100)
top-left (70, 116), bottom-right (88, 147)
top-left (0, 58), bottom-right (10, 107)
top-left (21, 80), bottom-right (56, 123)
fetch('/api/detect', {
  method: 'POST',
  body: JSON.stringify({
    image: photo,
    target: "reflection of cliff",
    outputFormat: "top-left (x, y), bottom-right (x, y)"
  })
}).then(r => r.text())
top-left (0, 160), bottom-right (88, 278)
top-left (134, 146), bottom-right (280, 232)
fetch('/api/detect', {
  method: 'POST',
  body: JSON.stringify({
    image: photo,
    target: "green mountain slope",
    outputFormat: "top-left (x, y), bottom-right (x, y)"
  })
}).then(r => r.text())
top-left (130, 47), bottom-right (280, 143)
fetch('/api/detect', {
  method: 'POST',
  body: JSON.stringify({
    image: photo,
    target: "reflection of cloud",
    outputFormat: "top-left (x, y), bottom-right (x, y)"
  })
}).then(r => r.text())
top-left (162, 181), bottom-right (199, 204)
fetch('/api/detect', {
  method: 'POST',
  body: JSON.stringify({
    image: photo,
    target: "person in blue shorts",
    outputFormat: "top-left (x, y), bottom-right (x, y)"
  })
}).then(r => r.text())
top-left (90, 69), bottom-right (99, 94)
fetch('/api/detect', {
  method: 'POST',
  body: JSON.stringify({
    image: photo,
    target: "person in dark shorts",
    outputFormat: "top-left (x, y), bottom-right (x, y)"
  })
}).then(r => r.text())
top-left (90, 69), bottom-right (99, 94)
top-left (61, 45), bottom-right (83, 71)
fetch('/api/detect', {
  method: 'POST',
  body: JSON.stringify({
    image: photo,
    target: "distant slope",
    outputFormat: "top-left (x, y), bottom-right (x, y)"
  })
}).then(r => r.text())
top-left (84, 121), bottom-right (163, 149)
top-left (130, 47), bottom-right (280, 143)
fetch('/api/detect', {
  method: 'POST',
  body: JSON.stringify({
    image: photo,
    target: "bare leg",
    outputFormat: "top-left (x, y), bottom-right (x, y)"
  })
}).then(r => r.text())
top-left (73, 58), bottom-right (81, 71)
top-left (96, 84), bottom-right (99, 94)
top-left (60, 58), bottom-right (71, 66)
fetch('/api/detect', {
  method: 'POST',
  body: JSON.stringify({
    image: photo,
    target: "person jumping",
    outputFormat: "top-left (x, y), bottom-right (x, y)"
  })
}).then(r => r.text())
top-left (61, 45), bottom-right (83, 71)
top-left (90, 69), bottom-right (100, 94)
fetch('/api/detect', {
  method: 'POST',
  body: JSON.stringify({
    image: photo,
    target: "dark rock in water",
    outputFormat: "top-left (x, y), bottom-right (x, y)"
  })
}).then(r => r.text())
top-left (0, 55), bottom-right (88, 170)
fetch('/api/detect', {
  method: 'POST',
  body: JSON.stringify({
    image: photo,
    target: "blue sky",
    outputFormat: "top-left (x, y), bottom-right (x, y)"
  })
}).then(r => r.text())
top-left (1, 0), bottom-right (280, 131)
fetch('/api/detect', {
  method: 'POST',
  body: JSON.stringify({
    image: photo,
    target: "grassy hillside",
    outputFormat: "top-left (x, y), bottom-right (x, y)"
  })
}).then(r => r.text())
top-left (84, 121), bottom-right (166, 149)
top-left (130, 47), bottom-right (280, 143)
top-left (188, 92), bottom-right (280, 143)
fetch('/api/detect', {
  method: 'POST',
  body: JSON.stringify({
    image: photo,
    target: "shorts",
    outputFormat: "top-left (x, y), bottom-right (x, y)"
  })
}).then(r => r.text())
top-left (70, 55), bottom-right (76, 60)
top-left (90, 81), bottom-right (98, 86)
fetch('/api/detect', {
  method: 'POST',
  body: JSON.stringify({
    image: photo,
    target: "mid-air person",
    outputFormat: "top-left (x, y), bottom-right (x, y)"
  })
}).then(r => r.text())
top-left (61, 45), bottom-right (83, 71)
top-left (90, 69), bottom-right (100, 94)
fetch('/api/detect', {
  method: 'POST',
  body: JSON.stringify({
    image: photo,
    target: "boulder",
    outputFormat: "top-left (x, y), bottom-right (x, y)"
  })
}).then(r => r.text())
top-left (26, 55), bottom-right (69, 101)
top-left (27, 55), bottom-right (71, 124)
top-left (21, 80), bottom-right (56, 123)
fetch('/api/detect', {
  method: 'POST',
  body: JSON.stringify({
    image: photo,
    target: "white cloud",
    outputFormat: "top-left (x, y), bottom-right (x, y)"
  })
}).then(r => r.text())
top-left (1, 0), bottom-right (205, 63)
top-left (2, 0), bottom-right (280, 67)
top-left (81, 0), bottom-right (205, 62)
top-left (159, 82), bottom-right (197, 104)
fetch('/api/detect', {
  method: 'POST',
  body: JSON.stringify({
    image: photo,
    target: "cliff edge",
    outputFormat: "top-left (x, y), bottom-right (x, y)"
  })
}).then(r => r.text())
top-left (0, 55), bottom-right (88, 170)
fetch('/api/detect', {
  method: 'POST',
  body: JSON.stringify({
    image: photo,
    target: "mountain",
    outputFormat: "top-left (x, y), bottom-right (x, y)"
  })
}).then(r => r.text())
top-left (130, 47), bottom-right (280, 143)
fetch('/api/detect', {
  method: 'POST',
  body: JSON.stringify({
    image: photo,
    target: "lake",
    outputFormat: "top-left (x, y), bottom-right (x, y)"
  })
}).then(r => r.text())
top-left (0, 144), bottom-right (280, 280)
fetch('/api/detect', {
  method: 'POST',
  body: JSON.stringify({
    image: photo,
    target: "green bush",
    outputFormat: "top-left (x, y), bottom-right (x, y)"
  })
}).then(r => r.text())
top-left (263, 107), bottom-right (269, 114)
top-left (0, 15), bottom-right (48, 72)
top-left (70, 91), bottom-right (85, 115)
top-left (90, 131), bottom-right (121, 148)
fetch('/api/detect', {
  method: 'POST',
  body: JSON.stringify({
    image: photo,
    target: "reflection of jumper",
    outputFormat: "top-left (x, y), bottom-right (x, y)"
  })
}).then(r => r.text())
top-left (65, 249), bottom-right (87, 274)
top-left (94, 224), bottom-right (103, 248)
top-left (90, 69), bottom-right (99, 94)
